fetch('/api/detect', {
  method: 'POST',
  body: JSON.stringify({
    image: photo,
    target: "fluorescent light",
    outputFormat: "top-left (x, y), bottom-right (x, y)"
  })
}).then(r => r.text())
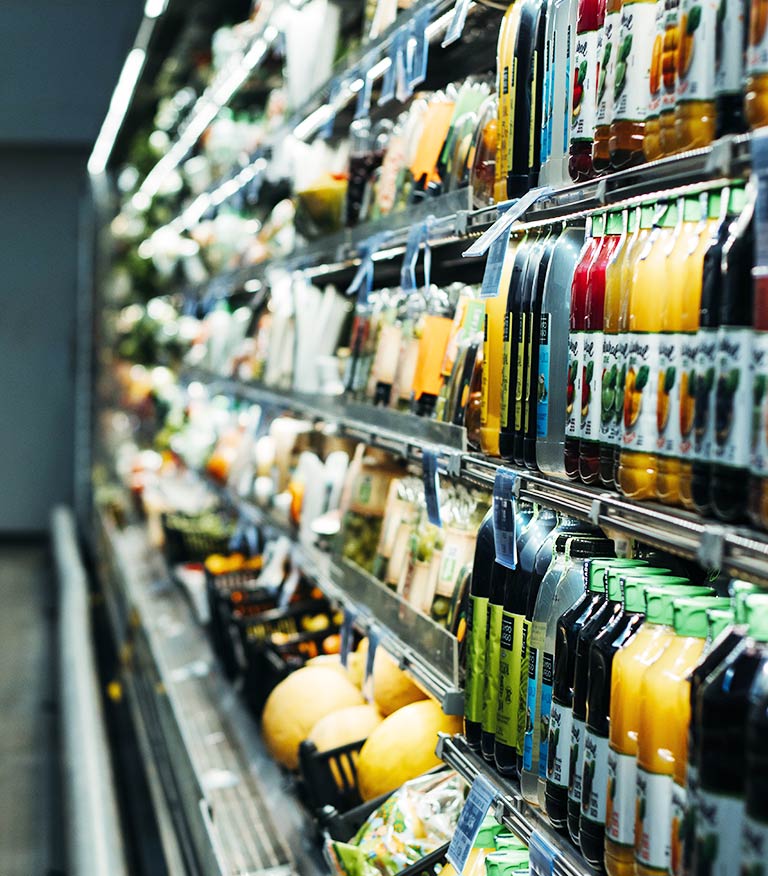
top-left (144, 0), bottom-right (168, 18)
top-left (88, 48), bottom-right (147, 175)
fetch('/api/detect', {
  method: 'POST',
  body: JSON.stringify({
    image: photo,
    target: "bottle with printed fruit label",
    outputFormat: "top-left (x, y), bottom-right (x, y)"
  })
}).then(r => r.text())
top-left (617, 201), bottom-right (679, 501)
top-left (741, 639), bottom-right (768, 876)
top-left (594, 0), bottom-right (622, 171)
top-left (604, 581), bottom-right (714, 876)
top-left (675, 0), bottom-right (719, 149)
top-left (714, 0), bottom-right (748, 137)
top-left (644, 0), bottom-right (668, 160)
top-left (580, 210), bottom-right (623, 484)
top-left (592, 0), bottom-right (609, 172)
top-left (569, 0), bottom-right (601, 180)
top-left (746, 0), bottom-right (768, 127)
top-left (749, 266), bottom-right (768, 528)
top-left (566, 216), bottom-right (604, 478)
top-left (609, 0), bottom-right (658, 168)
top-left (495, 3), bottom-right (525, 202)
top-left (659, 0), bottom-right (682, 155)
top-left (635, 596), bottom-right (721, 876)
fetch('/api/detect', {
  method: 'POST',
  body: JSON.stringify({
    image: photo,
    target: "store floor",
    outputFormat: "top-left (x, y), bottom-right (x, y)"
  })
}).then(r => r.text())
top-left (0, 542), bottom-right (63, 875)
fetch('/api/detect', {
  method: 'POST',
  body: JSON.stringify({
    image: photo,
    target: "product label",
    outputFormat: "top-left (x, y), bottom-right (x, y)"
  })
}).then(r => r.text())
top-left (541, 32), bottom-right (553, 165)
top-left (751, 331), bottom-right (768, 475)
top-left (547, 702), bottom-right (574, 787)
top-left (741, 815), bottom-right (768, 876)
top-left (711, 327), bottom-right (753, 468)
top-left (600, 334), bottom-right (621, 444)
top-left (538, 651), bottom-right (554, 778)
top-left (564, 23), bottom-right (574, 153)
top-left (606, 747), bottom-right (639, 846)
top-left (436, 532), bottom-right (476, 596)
top-left (572, 29), bottom-right (599, 143)
top-left (481, 602), bottom-right (505, 734)
top-left (613, 0), bottom-right (657, 124)
top-left (748, 0), bottom-right (768, 74)
top-left (694, 789), bottom-right (744, 876)
top-left (661, 0), bottom-right (681, 112)
top-left (501, 313), bottom-right (513, 425)
top-left (715, 0), bottom-right (746, 95)
top-left (679, 333), bottom-right (699, 458)
top-left (515, 313), bottom-right (527, 432)
top-left (529, 50), bottom-right (539, 169)
top-left (690, 327), bottom-right (718, 462)
top-left (635, 767), bottom-right (673, 871)
top-left (622, 333), bottom-right (661, 452)
top-left (683, 762), bottom-right (699, 876)
top-left (670, 781), bottom-right (687, 876)
top-left (647, 0), bottom-right (666, 120)
top-left (677, 0), bottom-right (718, 102)
top-left (516, 615), bottom-right (531, 749)
top-left (465, 595), bottom-right (489, 723)
top-left (371, 323), bottom-right (402, 385)
top-left (566, 331), bottom-right (584, 437)
top-left (537, 314), bottom-right (552, 437)
top-left (523, 621), bottom-right (545, 771)
top-left (657, 332), bottom-right (683, 455)
top-left (524, 316), bottom-right (536, 435)
top-left (582, 731), bottom-right (611, 824)
top-left (568, 718), bottom-right (586, 807)
top-left (581, 331), bottom-right (605, 443)
top-left (481, 313), bottom-right (490, 425)
top-left (496, 610), bottom-right (522, 748)
top-left (597, 10), bottom-right (622, 127)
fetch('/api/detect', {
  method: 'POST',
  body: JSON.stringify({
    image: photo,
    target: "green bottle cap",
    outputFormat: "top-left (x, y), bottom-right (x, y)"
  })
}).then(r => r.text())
top-left (707, 191), bottom-right (721, 221)
top-left (485, 850), bottom-right (531, 876)
top-left (683, 195), bottom-right (702, 223)
top-left (707, 607), bottom-right (735, 640)
top-left (627, 207), bottom-right (639, 233)
top-left (644, 584), bottom-right (715, 625)
top-left (494, 834), bottom-right (528, 852)
top-left (622, 575), bottom-right (689, 613)
top-left (733, 581), bottom-right (759, 624)
top-left (589, 558), bottom-right (644, 594)
top-left (728, 185), bottom-right (746, 215)
top-left (608, 565), bottom-right (669, 602)
top-left (661, 201), bottom-right (678, 228)
top-left (745, 595), bottom-right (768, 642)
top-left (606, 210), bottom-right (624, 235)
top-left (640, 204), bottom-right (656, 228)
top-left (673, 596), bottom-right (723, 638)
top-left (475, 814), bottom-right (503, 848)
top-left (591, 213), bottom-right (606, 237)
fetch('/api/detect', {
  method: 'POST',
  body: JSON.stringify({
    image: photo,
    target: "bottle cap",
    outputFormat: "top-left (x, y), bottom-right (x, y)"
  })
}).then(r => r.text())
top-left (485, 850), bottom-right (531, 876)
top-left (591, 213), bottom-right (606, 237)
top-left (606, 210), bottom-right (624, 235)
top-left (587, 558), bottom-right (642, 594)
top-left (494, 834), bottom-right (527, 852)
top-left (607, 565), bottom-right (668, 602)
top-left (673, 596), bottom-right (723, 638)
top-left (567, 537), bottom-right (614, 560)
top-left (707, 607), bottom-right (735, 640)
top-left (627, 207), bottom-right (638, 233)
top-left (733, 581), bottom-right (759, 624)
top-left (683, 194), bottom-right (702, 223)
top-left (746, 595), bottom-right (768, 642)
top-left (728, 185), bottom-right (746, 215)
top-left (621, 575), bottom-right (688, 613)
top-left (661, 200), bottom-right (679, 228)
top-left (475, 814), bottom-right (503, 849)
top-left (708, 191), bottom-right (722, 221)
top-left (644, 584), bottom-right (714, 625)
top-left (640, 204), bottom-right (656, 228)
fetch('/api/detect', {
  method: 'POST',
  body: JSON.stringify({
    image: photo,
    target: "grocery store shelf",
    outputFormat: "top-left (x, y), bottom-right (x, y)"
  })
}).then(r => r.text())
top-left (191, 371), bottom-right (768, 586)
top-left (436, 734), bottom-right (589, 876)
top-left (93, 504), bottom-right (325, 876)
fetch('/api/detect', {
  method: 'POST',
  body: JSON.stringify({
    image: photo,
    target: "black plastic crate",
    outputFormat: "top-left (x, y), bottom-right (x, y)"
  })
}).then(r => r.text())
top-left (298, 738), bottom-right (366, 813)
top-left (161, 511), bottom-right (235, 564)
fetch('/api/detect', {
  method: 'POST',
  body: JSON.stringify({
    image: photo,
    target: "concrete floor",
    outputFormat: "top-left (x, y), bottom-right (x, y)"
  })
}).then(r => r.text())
top-left (0, 543), bottom-right (63, 875)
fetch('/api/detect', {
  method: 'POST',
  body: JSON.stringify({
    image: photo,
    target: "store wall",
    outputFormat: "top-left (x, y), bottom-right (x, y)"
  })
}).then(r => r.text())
top-left (0, 0), bottom-right (143, 533)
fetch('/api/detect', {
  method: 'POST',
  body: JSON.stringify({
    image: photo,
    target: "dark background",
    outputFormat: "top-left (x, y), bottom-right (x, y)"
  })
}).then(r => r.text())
top-left (0, 0), bottom-right (143, 532)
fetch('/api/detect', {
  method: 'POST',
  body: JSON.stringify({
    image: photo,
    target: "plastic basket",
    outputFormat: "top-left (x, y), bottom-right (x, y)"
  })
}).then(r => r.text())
top-left (298, 738), bottom-right (366, 813)
top-left (161, 512), bottom-right (235, 564)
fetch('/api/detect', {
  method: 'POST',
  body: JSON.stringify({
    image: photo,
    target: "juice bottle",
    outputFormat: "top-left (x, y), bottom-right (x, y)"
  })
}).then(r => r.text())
top-left (618, 201), bottom-right (679, 500)
top-left (546, 558), bottom-right (645, 825)
top-left (609, 0), bottom-right (658, 168)
top-left (496, 3), bottom-right (525, 203)
top-left (741, 659), bottom-right (768, 875)
top-left (465, 509), bottom-right (496, 750)
top-left (692, 595), bottom-right (768, 876)
top-left (566, 216), bottom-right (604, 478)
top-left (569, 0), bottom-right (601, 181)
top-left (745, 0), bottom-right (768, 128)
top-left (529, 0), bottom-right (548, 191)
top-left (689, 187), bottom-right (746, 515)
top-left (643, 0), bottom-right (667, 161)
top-left (593, 0), bottom-right (622, 171)
top-left (521, 538), bottom-right (615, 804)
top-left (635, 596), bottom-right (722, 876)
top-left (481, 236), bottom-right (519, 457)
top-left (539, 0), bottom-right (555, 188)
top-left (749, 266), bottom-right (768, 528)
top-left (714, 0), bottom-right (748, 137)
top-left (604, 582), bottom-right (714, 876)
top-left (495, 508), bottom-right (559, 775)
top-left (580, 210), bottom-right (623, 483)
top-left (710, 198), bottom-right (755, 521)
top-left (599, 209), bottom-right (632, 487)
top-left (675, 0), bottom-right (719, 149)
top-left (537, 224), bottom-right (586, 476)
top-left (551, 0), bottom-right (581, 184)
top-left (579, 566), bottom-right (680, 867)
top-left (658, 0), bottom-right (681, 155)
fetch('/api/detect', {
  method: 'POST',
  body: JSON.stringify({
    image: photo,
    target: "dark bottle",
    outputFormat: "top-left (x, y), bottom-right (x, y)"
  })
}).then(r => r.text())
top-left (713, 0), bottom-right (747, 138)
top-left (465, 509), bottom-right (496, 750)
top-left (500, 237), bottom-right (536, 459)
top-left (480, 503), bottom-right (535, 761)
top-left (742, 675), bottom-right (768, 874)
top-left (521, 230), bottom-right (557, 469)
top-left (528, 0), bottom-right (548, 190)
top-left (710, 199), bottom-right (755, 521)
top-left (544, 558), bottom-right (642, 827)
top-left (495, 507), bottom-right (559, 774)
top-left (569, 0), bottom-right (600, 180)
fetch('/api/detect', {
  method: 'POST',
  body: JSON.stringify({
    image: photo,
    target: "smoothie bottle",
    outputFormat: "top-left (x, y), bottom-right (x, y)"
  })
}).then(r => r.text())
top-left (713, 0), bottom-right (748, 137)
top-left (675, 0), bottom-right (719, 149)
top-left (543, 0), bottom-right (580, 185)
top-left (741, 654), bottom-right (768, 876)
top-left (593, 0), bottom-right (622, 171)
top-left (495, 3), bottom-right (525, 203)
top-left (659, 0), bottom-right (682, 155)
top-left (745, 0), bottom-right (768, 129)
top-left (569, 0), bottom-right (601, 181)
top-left (748, 265), bottom-right (768, 528)
top-left (643, 0), bottom-right (667, 161)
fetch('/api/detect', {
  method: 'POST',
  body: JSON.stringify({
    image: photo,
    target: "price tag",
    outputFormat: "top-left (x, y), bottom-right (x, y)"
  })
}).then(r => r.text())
top-left (423, 448), bottom-right (442, 528)
top-left (355, 64), bottom-right (374, 120)
top-left (347, 232), bottom-right (391, 304)
top-left (394, 29), bottom-right (412, 102)
top-left (340, 606), bottom-right (358, 667)
top-left (480, 224), bottom-right (512, 298)
top-left (319, 79), bottom-right (341, 140)
top-left (378, 45), bottom-right (397, 105)
top-left (363, 625), bottom-right (380, 702)
top-left (528, 830), bottom-right (557, 876)
top-left (442, 0), bottom-right (471, 47)
top-left (493, 467), bottom-right (518, 570)
top-left (463, 187), bottom-right (554, 258)
top-left (753, 130), bottom-right (768, 267)
top-left (401, 221), bottom-right (428, 292)
top-left (446, 775), bottom-right (499, 872)
top-left (408, 4), bottom-right (432, 88)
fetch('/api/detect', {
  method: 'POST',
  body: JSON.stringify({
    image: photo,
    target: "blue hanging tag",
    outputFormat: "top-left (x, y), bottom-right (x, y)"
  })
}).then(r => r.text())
top-left (493, 467), bottom-right (518, 570)
top-left (446, 775), bottom-right (499, 872)
top-left (355, 62), bottom-right (374, 120)
top-left (442, 0), bottom-right (471, 47)
top-left (423, 449), bottom-right (442, 528)
top-left (528, 830), bottom-right (557, 876)
top-left (378, 45), bottom-right (397, 106)
top-left (480, 224), bottom-right (512, 298)
top-left (463, 187), bottom-right (554, 258)
top-left (340, 606), bottom-right (358, 667)
top-left (363, 625), bottom-right (380, 702)
top-left (408, 4), bottom-right (432, 88)
top-left (319, 79), bottom-right (341, 141)
top-left (400, 222), bottom-right (426, 293)
top-left (753, 131), bottom-right (768, 266)
top-left (244, 524), bottom-right (260, 557)
top-left (393, 30), bottom-right (412, 102)
top-left (347, 232), bottom-right (390, 303)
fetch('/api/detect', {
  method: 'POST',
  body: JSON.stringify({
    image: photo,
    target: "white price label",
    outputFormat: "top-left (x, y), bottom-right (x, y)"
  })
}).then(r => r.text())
top-left (446, 775), bottom-right (498, 872)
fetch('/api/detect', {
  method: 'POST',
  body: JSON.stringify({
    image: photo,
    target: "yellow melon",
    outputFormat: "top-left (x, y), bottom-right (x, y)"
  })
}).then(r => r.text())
top-left (262, 667), bottom-right (365, 770)
top-left (305, 652), bottom-right (366, 689)
top-left (307, 703), bottom-right (383, 790)
top-left (356, 699), bottom-right (462, 801)
top-left (372, 649), bottom-right (428, 716)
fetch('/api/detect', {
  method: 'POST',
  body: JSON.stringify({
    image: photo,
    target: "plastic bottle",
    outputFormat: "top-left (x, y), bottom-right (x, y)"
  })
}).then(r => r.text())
top-left (643, 0), bottom-right (667, 161)
top-left (675, 0), bottom-right (719, 149)
top-left (569, 0), bottom-right (601, 180)
top-left (635, 595), bottom-right (722, 876)
top-left (745, 0), bottom-right (768, 129)
top-left (609, 0), bottom-right (658, 168)
top-left (749, 265), bottom-right (768, 528)
top-left (617, 201), bottom-right (679, 500)
top-left (714, 0), bottom-right (747, 137)
top-left (593, 0), bottom-right (622, 171)
top-left (566, 217), bottom-right (604, 478)
top-left (465, 509), bottom-right (496, 750)
top-left (741, 659), bottom-right (768, 876)
top-left (550, 0), bottom-right (580, 184)
top-left (710, 197), bottom-right (755, 521)
top-left (496, 3), bottom-right (525, 203)
top-left (604, 582), bottom-right (714, 876)
top-left (580, 210), bottom-right (623, 483)
top-left (658, 0), bottom-right (682, 155)
top-left (537, 225), bottom-right (586, 476)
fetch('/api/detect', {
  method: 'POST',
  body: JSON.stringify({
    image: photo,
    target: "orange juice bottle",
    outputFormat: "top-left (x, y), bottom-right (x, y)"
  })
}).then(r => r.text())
top-left (634, 595), bottom-right (721, 876)
top-left (658, 0), bottom-right (681, 155)
top-left (618, 201), bottom-right (679, 500)
top-left (745, 0), bottom-right (768, 128)
top-left (675, 0), bottom-right (719, 149)
top-left (604, 582), bottom-right (713, 876)
top-left (643, 0), bottom-right (667, 161)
